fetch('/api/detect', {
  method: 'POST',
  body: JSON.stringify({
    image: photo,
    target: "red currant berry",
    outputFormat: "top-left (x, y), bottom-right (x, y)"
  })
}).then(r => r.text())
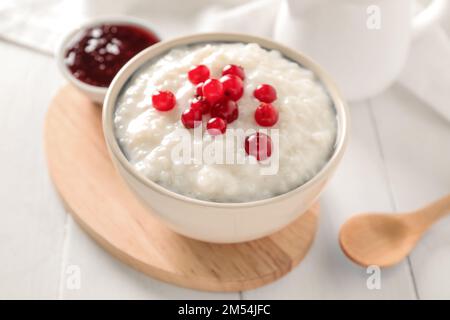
top-left (188, 65), bottom-right (210, 84)
top-left (244, 132), bottom-right (273, 161)
top-left (254, 103), bottom-right (279, 127)
top-left (181, 108), bottom-right (202, 129)
top-left (190, 97), bottom-right (210, 114)
top-left (253, 84), bottom-right (277, 103)
top-left (207, 117), bottom-right (227, 135)
top-left (222, 64), bottom-right (245, 80)
top-left (220, 74), bottom-right (244, 101)
top-left (210, 99), bottom-right (239, 123)
top-left (203, 78), bottom-right (224, 105)
top-left (195, 82), bottom-right (204, 96)
top-left (151, 90), bottom-right (176, 111)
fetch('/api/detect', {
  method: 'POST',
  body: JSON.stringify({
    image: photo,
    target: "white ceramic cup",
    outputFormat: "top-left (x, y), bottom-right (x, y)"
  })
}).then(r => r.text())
top-left (103, 33), bottom-right (350, 244)
top-left (274, 0), bottom-right (447, 101)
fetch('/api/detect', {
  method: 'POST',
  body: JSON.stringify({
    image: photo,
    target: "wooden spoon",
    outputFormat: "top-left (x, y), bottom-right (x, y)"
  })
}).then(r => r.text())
top-left (339, 194), bottom-right (450, 267)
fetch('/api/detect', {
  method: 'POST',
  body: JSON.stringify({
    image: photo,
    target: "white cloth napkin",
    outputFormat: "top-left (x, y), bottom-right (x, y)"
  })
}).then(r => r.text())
top-left (0, 0), bottom-right (247, 54)
top-left (0, 0), bottom-right (448, 122)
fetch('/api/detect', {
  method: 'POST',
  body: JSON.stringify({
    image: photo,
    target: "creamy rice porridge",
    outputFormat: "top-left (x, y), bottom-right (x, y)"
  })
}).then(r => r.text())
top-left (114, 43), bottom-right (337, 203)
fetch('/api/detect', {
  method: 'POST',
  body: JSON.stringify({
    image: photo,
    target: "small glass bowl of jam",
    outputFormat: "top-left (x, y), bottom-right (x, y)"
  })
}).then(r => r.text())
top-left (57, 17), bottom-right (160, 104)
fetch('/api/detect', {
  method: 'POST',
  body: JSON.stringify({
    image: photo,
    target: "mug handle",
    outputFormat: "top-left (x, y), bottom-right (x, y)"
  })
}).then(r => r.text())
top-left (412, 0), bottom-right (448, 38)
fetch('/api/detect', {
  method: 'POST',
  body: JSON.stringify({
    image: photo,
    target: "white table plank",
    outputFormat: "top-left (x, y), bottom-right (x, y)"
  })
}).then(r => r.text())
top-left (243, 101), bottom-right (417, 299)
top-left (60, 216), bottom-right (239, 299)
top-left (0, 42), bottom-right (66, 299)
top-left (370, 84), bottom-right (450, 299)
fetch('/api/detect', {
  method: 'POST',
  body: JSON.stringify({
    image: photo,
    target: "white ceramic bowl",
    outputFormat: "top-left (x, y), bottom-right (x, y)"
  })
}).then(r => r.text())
top-left (56, 16), bottom-right (160, 104)
top-left (103, 33), bottom-right (350, 243)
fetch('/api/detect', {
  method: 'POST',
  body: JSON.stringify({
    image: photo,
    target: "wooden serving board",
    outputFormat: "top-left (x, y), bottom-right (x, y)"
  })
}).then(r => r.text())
top-left (43, 85), bottom-right (319, 292)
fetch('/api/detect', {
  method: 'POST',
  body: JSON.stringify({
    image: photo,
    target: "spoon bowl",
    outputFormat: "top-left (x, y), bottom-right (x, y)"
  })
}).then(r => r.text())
top-left (340, 213), bottom-right (422, 267)
top-left (339, 194), bottom-right (450, 267)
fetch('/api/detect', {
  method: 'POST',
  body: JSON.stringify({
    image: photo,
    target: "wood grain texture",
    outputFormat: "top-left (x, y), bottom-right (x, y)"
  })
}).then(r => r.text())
top-left (44, 85), bottom-right (319, 292)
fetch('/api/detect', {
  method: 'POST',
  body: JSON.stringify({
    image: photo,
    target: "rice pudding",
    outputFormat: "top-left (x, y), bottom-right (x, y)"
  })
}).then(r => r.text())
top-left (114, 43), bottom-right (337, 203)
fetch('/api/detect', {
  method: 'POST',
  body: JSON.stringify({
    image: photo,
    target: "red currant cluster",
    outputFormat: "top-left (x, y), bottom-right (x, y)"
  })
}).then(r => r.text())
top-left (151, 64), bottom-right (277, 160)
top-left (185, 64), bottom-right (244, 135)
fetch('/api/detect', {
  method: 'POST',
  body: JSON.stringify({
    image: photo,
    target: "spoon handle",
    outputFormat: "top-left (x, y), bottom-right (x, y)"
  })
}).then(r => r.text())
top-left (411, 194), bottom-right (450, 228)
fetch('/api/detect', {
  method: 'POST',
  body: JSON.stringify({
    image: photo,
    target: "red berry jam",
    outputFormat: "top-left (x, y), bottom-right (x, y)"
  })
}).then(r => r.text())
top-left (254, 103), bottom-right (279, 127)
top-left (253, 84), bottom-right (277, 103)
top-left (245, 132), bottom-right (273, 161)
top-left (64, 24), bottom-right (159, 87)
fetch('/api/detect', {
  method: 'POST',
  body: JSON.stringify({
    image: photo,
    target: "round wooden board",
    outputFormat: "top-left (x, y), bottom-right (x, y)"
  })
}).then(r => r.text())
top-left (44, 85), bottom-right (319, 292)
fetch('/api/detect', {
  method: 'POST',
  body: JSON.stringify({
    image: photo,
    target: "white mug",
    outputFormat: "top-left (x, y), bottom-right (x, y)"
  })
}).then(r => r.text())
top-left (274, 0), bottom-right (447, 101)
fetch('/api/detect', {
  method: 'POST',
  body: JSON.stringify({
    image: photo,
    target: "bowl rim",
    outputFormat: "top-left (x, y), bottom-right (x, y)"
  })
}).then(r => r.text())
top-left (103, 32), bottom-right (350, 209)
top-left (56, 15), bottom-right (161, 96)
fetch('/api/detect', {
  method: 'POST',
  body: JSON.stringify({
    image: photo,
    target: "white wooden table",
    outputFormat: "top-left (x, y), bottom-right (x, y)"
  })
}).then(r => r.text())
top-left (0, 36), bottom-right (449, 300)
